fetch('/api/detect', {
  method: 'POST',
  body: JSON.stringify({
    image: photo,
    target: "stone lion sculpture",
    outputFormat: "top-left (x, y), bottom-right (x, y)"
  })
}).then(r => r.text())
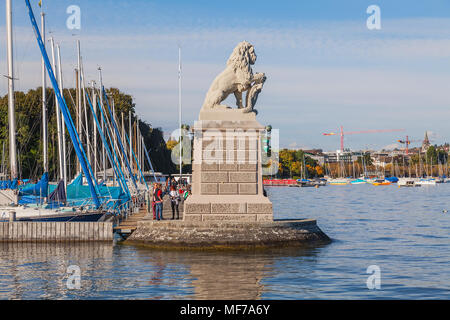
top-left (201, 41), bottom-right (266, 114)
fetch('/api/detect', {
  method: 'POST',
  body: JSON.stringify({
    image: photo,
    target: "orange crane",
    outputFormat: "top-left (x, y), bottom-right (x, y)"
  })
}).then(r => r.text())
top-left (323, 126), bottom-right (405, 152)
top-left (397, 136), bottom-right (427, 155)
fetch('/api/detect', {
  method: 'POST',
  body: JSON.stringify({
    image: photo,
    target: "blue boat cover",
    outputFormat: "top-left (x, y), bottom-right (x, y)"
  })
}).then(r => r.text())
top-left (0, 178), bottom-right (18, 190)
top-left (19, 173), bottom-right (49, 197)
top-left (70, 173), bottom-right (83, 186)
top-left (47, 177), bottom-right (129, 211)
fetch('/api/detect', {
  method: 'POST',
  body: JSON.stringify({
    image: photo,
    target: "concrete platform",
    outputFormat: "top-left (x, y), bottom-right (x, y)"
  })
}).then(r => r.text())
top-left (124, 218), bottom-right (331, 250)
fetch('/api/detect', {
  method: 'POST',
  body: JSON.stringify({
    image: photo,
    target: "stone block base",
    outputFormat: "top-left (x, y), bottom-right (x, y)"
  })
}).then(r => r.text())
top-left (183, 195), bottom-right (273, 222)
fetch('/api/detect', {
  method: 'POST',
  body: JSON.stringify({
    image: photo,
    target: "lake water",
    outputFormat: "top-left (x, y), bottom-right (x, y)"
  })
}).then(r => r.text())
top-left (1, 183), bottom-right (449, 299)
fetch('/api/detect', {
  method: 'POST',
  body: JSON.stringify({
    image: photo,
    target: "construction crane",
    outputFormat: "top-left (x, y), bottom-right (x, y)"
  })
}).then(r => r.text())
top-left (397, 135), bottom-right (430, 155)
top-left (323, 126), bottom-right (405, 152)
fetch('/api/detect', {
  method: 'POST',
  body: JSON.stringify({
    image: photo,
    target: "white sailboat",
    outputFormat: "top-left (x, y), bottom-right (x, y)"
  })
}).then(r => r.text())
top-left (398, 177), bottom-right (420, 187)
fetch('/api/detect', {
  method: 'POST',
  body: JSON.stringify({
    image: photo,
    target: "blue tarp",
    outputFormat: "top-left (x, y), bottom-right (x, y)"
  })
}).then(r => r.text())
top-left (70, 173), bottom-right (83, 186)
top-left (19, 173), bottom-right (49, 197)
top-left (18, 195), bottom-right (43, 205)
top-left (385, 176), bottom-right (399, 183)
top-left (0, 178), bottom-right (18, 190)
top-left (17, 173), bottom-right (48, 205)
top-left (15, 171), bottom-right (129, 213)
top-left (48, 179), bottom-right (129, 211)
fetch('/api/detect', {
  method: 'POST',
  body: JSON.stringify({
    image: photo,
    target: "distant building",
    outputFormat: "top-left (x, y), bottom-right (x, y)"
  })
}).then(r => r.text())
top-left (421, 131), bottom-right (431, 153)
top-left (323, 150), bottom-right (352, 163)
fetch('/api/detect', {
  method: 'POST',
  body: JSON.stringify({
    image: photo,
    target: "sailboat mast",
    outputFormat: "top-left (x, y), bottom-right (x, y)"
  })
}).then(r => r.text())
top-left (98, 67), bottom-right (106, 182)
top-left (41, 11), bottom-right (48, 173)
top-left (56, 44), bottom-right (67, 187)
top-left (136, 115), bottom-right (139, 176)
top-left (92, 81), bottom-right (97, 180)
top-left (50, 37), bottom-right (64, 181)
top-left (136, 116), bottom-right (140, 173)
top-left (6, 0), bottom-right (17, 179)
top-left (77, 40), bottom-right (82, 174)
top-left (112, 99), bottom-right (117, 187)
top-left (81, 64), bottom-right (91, 169)
top-left (121, 112), bottom-right (125, 172)
top-left (129, 110), bottom-right (133, 174)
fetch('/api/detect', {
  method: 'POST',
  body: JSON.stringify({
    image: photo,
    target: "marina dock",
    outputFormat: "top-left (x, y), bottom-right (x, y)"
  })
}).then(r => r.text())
top-left (0, 221), bottom-right (113, 242)
top-left (0, 197), bottom-right (185, 243)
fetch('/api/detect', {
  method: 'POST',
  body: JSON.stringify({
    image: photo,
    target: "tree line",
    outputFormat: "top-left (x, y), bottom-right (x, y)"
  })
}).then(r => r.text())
top-left (277, 149), bottom-right (323, 179)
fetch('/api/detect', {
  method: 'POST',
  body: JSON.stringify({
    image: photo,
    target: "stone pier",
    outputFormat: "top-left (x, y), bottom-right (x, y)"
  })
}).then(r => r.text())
top-left (184, 110), bottom-right (273, 223)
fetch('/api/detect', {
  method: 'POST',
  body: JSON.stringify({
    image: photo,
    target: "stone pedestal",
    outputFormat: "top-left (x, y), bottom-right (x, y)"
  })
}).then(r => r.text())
top-left (184, 110), bottom-right (273, 222)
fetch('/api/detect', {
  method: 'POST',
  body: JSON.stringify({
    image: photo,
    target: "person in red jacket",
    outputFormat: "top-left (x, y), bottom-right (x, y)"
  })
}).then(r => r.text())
top-left (153, 183), bottom-right (164, 220)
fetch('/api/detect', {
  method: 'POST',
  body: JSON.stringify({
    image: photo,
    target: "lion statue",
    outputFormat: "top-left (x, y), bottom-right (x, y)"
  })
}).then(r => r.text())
top-left (201, 41), bottom-right (266, 114)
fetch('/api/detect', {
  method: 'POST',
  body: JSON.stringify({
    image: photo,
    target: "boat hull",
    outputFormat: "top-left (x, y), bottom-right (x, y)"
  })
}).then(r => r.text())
top-left (372, 182), bottom-right (391, 186)
top-left (0, 209), bottom-right (105, 222)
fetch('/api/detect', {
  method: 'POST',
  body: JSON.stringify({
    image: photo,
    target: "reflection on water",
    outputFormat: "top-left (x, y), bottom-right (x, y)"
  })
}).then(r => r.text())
top-left (132, 245), bottom-right (324, 300)
top-left (0, 242), bottom-right (323, 300)
top-left (0, 242), bottom-right (113, 300)
top-left (1, 183), bottom-right (450, 299)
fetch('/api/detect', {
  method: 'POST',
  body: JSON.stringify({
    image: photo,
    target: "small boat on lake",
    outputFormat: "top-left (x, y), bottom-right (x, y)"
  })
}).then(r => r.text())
top-left (372, 179), bottom-right (392, 186)
top-left (416, 178), bottom-right (436, 186)
top-left (297, 179), bottom-right (315, 187)
top-left (398, 178), bottom-right (420, 187)
top-left (350, 178), bottom-right (367, 185)
top-left (385, 176), bottom-right (399, 183)
top-left (328, 178), bottom-right (350, 185)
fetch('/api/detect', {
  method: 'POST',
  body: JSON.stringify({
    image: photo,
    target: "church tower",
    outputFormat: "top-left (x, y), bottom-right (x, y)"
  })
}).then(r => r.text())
top-left (421, 131), bottom-right (431, 153)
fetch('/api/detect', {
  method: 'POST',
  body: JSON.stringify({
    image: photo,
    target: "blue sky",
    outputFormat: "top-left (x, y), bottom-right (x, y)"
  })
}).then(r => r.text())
top-left (1, 0), bottom-right (450, 151)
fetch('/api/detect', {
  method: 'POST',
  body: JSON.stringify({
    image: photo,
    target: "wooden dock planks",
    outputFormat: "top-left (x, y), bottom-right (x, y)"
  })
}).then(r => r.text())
top-left (114, 207), bottom-right (148, 234)
top-left (0, 222), bottom-right (113, 242)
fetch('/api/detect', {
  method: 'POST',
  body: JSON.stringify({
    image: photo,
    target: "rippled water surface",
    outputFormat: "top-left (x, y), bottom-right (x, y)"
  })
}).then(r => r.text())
top-left (1, 183), bottom-right (449, 299)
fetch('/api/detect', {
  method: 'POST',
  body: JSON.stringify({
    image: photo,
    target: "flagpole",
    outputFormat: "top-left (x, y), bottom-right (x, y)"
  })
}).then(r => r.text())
top-left (41, 9), bottom-right (48, 174)
top-left (178, 46), bottom-right (182, 180)
top-left (6, 0), bottom-right (17, 180)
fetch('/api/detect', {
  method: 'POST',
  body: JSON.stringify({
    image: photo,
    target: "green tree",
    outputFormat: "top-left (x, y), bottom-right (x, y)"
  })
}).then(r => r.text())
top-left (0, 87), bottom-right (175, 180)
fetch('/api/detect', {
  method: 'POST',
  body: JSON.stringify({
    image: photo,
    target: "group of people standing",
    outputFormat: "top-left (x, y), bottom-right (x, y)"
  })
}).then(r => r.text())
top-left (151, 177), bottom-right (191, 221)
